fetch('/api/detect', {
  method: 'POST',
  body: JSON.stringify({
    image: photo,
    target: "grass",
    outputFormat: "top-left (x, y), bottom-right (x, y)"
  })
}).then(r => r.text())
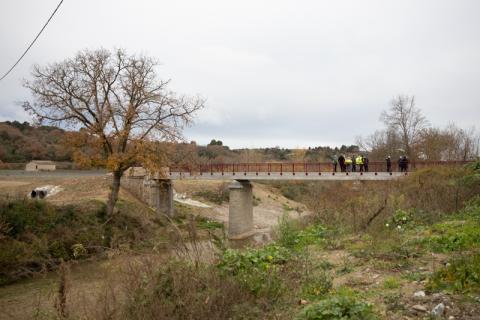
top-left (195, 216), bottom-right (224, 230)
top-left (382, 277), bottom-right (401, 289)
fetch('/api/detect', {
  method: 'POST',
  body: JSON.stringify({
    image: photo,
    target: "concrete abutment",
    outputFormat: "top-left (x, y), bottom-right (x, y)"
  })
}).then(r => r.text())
top-left (149, 179), bottom-right (174, 217)
top-left (123, 174), bottom-right (256, 238)
top-left (228, 180), bottom-right (254, 239)
top-left (123, 175), bottom-right (174, 217)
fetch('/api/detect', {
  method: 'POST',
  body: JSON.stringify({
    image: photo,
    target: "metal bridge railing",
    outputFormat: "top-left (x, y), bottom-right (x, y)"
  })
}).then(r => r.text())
top-left (168, 161), bottom-right (473, 175)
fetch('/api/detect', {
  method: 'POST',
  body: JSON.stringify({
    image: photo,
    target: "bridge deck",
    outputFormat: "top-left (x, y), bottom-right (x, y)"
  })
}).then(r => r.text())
top-left (132, 161), bottom-right (471, 181)
top-left (167, 171), bottom-right (405, 181)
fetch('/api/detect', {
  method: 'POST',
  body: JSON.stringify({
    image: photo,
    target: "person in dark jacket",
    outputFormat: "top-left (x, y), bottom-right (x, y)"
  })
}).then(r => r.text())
top-left (400, 155), bottom-right (409, 172)
top-left (363, 155), bottom-right (369, 172)
top-left (352, 155), bottom-right (357, 172)
top-left (386, 156), bottom-right (392, 173)
top-left (338, 154), bottom-right (346, 172)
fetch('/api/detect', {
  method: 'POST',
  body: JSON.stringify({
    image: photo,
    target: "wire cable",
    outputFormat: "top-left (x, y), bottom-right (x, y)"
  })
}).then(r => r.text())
top-left (0, 0), bottom-right (65, 82)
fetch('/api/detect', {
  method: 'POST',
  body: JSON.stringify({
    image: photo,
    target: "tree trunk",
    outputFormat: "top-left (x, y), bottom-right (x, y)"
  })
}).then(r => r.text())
top-left (107, 170), bottom-right (122, 217)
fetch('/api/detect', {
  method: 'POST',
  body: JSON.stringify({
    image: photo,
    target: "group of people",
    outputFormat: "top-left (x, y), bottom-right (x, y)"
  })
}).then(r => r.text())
top-left (386, 155), bottom-right (409, 173)
top-left (332, 154), bottom-right (409, 173)
top-left (332, 154), bottom-right (369, 172)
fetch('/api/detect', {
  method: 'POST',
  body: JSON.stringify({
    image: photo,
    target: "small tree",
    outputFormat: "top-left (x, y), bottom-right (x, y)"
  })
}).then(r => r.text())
top-left (381, 95), bottom-right (428, 158)
top-left (23, 48), bottom-right (204, 216)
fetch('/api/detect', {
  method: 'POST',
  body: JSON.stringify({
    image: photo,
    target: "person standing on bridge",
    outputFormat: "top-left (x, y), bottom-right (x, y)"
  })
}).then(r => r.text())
top-left (363, 155), bottom-right (369, 172)
top-left (332, 155), bottom-right (338, 172)
top-left (351, 155), bottom-right (357, 172)
top-left (400, 155), bottom-right (409, 172)
top-left (338, 154), bottom-right (346, 172)
top-left (345, 156), bottom-right (353, 172)
top-left (386, 156), bottom-right (392, 173)
top-left (355, 155), bottom-right (364, 172)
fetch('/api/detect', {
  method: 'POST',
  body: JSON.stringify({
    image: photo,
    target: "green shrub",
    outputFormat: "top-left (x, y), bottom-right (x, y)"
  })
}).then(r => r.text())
top-left (426, 253), bottom-right (480, 293)
top-left (297, 294), bottom-right (378, 320)
top-left (0, 198), bottom-right (145, 284)
top-left (217, 244), bottom-right (291, 296)
top-left (301, 271), bottom-right (332, 299)
top-left (458, 196), bottom-right (480, 218)
top-left (424, 219), bottom-right (480, 253)
top-left (384, 209), bottom-right (414, 230)
top-left (276, 214), bottom-right (327, 250)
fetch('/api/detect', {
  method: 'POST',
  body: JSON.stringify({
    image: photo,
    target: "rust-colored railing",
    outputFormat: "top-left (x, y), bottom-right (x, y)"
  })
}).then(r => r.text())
top-left (169, 160), bottom-right (473, 174)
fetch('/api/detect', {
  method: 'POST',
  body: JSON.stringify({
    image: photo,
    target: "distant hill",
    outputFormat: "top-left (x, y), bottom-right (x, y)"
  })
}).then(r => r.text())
top-left (0, 121), bottom-right (72, 163)
top-left (0, 121), bottom-right (359, 165)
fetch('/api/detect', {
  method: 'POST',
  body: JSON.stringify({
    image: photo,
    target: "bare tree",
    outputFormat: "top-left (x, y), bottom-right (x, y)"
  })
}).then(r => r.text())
top-left (355, 128), bottom-right (402, 160)
top-left (23, 48), bottom-right (204, 217)
top-left (443, 124), bottom-right (479, 161)
top-left (380, 95), bottom-right (428, 158)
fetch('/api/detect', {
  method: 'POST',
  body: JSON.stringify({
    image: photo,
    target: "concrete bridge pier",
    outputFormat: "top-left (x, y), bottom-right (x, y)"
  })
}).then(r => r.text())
top-left (228, 180), bottom-right (254, 239)
top-left (149, 179), bottom-right (174, 217)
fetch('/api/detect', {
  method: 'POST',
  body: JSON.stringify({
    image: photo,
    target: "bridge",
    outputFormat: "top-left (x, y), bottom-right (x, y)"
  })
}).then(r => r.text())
top-left (123, 161), bottom-right (471, 239)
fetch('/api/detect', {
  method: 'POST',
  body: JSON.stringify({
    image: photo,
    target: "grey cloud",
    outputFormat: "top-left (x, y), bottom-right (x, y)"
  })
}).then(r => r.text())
top-left (1, 0), bottom-right (479, 148)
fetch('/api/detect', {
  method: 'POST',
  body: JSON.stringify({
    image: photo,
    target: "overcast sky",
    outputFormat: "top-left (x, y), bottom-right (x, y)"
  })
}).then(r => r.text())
top-left (0, 0), bottom-right (479, 148)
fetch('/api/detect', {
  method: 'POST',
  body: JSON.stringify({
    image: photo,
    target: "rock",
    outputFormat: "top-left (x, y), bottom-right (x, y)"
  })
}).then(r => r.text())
top-left (298, 299), bottom-right (308, 305)
top-left (413, 290), bottom-right (426, 298)
top-left (448, 316), bottom-right (455, 320)
top-left (412, 305), bottom-right (428, 312)
top-left (431, 303), bottom-right (445, 318)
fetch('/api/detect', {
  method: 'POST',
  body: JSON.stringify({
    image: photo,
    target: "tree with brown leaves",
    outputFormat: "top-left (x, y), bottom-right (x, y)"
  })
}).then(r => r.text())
top-left (23, 48), bottom-right (204, 217)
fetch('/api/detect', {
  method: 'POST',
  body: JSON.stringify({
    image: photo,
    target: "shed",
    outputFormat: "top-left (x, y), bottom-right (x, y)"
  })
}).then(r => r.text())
top-left (25, 160), bottom-right (56, 171)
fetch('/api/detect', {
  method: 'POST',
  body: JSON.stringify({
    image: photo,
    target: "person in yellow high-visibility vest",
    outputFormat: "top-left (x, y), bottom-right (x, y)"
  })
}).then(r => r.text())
top-left (345, 156), bottom-right (353, 172)
top-left (355, 155), bottom-right (364, 172)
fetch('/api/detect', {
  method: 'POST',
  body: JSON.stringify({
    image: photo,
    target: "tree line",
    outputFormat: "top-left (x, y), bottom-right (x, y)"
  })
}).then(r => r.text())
top-left (356, 95), bottom-right (479, 161)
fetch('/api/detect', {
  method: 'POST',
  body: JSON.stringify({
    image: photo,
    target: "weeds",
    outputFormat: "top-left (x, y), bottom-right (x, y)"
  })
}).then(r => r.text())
top-left (297, 293), bottom-right (378, 320)
top-left (301, 271), bottom-right (333, 299)
top-left (122, 259), bottom-right (256, 320)
top-left (426, 253), bottom-right (480, 293)
top-left (217, 244), bottom-right (290, 296)
top-left (275, 213), bottom-right (327, 250)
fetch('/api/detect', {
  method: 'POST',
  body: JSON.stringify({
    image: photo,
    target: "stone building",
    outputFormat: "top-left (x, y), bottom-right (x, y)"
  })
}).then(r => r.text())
top-left (25, 160), bottom-right (56, 171)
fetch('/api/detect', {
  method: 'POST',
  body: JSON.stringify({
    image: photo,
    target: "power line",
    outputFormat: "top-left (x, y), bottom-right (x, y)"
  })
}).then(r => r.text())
top-left (0, 0), bottom-right (65, 82)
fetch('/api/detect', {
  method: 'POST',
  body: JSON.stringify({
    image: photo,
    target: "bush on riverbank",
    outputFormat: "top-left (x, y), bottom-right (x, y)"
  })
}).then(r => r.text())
top-left (0, 198), bottom-right (146, 285)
